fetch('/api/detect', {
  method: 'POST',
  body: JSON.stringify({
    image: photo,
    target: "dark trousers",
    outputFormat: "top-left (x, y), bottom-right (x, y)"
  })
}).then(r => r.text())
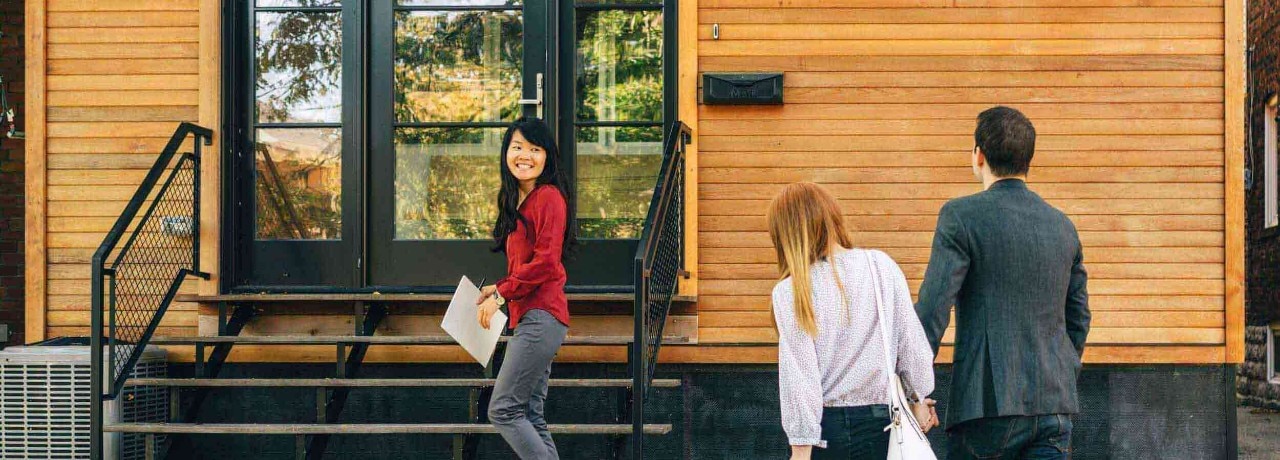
top-left (813, 405), bottom-right (892, 460)
top-left (488, 309), bottom-right (568, 460)
top-left (948, 414), bottom-right (1073, 460)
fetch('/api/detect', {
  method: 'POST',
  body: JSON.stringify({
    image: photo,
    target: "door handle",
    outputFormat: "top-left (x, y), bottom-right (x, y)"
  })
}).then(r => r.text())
top-left (518, 72), bottom-right (543, 119)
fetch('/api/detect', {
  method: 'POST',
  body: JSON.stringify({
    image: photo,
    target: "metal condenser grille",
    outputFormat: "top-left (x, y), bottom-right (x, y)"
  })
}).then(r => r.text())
top-left (0, 346), bottom-right (168, 459)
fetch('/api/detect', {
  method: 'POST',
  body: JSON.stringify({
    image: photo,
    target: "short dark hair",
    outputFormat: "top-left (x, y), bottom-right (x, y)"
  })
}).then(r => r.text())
top-left (974, 106), bottom-right (1036, 177)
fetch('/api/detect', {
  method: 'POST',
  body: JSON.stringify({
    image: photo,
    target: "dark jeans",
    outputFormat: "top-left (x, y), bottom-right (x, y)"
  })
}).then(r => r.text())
top-left (948, 414), bottom-right (1073, 460)
top-left (813, 405), bottom-right (892, 460)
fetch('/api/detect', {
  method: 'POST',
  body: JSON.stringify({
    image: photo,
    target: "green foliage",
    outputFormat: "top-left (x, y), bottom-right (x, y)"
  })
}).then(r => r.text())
top-left (575, 9), bottom-right (663, 128)
top-left (256, 11), bottom-right (343, 123)
top-left (395, 129), bottom-right (501, 240)
top-left (395, 11), bottom-right (523, 145)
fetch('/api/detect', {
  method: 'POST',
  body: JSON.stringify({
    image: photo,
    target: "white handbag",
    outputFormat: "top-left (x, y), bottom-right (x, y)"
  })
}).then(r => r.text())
top-left (864, 252), bottom-right (938, 460)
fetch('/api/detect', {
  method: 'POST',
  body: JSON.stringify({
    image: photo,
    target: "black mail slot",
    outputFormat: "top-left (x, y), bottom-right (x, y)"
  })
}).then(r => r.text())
top-left (702, 73), bottom-right (783, 105)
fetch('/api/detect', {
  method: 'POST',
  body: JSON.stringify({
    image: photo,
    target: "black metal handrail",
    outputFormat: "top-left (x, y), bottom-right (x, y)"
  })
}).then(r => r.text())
top-left (631, 121), bottom-right (690, 457)
top-left (90, 122), bottom-right (212, 459)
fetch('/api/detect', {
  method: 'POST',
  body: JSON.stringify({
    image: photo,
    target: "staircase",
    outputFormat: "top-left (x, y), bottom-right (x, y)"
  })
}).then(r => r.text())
top-left (89, 122), bottom-right (693, 460)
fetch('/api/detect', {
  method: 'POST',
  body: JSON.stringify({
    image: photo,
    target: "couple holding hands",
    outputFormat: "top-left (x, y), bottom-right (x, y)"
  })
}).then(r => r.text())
top-left (773, 106), bottom-right (1091, 460)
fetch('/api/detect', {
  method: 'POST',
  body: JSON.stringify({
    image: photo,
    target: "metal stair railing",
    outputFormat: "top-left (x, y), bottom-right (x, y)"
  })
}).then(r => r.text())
top-left (90, 122), bottom-right (213, 460)
top-left (631, 121), bottom-right (691, 459)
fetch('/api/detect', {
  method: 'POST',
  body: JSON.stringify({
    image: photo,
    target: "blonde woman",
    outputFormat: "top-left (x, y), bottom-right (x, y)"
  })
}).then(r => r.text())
top-left (768, 182), bottom-right (938, 460)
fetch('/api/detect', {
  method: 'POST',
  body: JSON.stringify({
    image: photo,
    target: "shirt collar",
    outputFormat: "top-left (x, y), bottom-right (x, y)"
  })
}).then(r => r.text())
top-left (989, 178), bottom-right (1027, 191)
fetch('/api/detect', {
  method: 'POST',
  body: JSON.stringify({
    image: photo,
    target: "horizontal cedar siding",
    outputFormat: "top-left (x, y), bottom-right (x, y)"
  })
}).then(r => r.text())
top-left (41, 0), bottom-right (201, 340)
top-left (34, 0), bottom-right (1235, 364)
top-left (694, 0), bottom-right (1229, 363)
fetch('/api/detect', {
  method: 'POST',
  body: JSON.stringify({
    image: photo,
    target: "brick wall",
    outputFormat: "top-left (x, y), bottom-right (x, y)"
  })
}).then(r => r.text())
top-left (0, 0), bottom-right (23, 347)
top-left (1242, 0), bottom-right (1280, 409)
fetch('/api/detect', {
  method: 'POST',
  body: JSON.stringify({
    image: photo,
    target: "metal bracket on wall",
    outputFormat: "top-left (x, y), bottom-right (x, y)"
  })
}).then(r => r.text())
top-left (0, 76), bottom-right (23, 139)
top-left (0, 28), bottom-right (24, 139)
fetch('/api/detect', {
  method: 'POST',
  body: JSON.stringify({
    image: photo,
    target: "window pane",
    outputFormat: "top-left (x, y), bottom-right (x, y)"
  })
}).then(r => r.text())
top-left (255, 128), bottom-right (343, 239)
top-left (575, 9), bottom-right (663, 123)
top-left (395, 128), bottom-right (503, 240)
top-left (1272, 326), bottom-right (1280, 382)
top-left (396, 11), bottom-right (523, 123)
top-left (256, 12), bottom-right (343, 123)
top-left (398, 0), bottom-right (520, 6)
top-left (576, 125), bottom-right (663, 239)
top-left (257, 0), bottom-right (340, 7)
top-left (1267, 107), bottom-right (1278, 228)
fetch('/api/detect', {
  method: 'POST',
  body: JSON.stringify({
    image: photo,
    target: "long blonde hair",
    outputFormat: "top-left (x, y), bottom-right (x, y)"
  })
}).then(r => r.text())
top-left (767, 182), bottom-right (855, 337)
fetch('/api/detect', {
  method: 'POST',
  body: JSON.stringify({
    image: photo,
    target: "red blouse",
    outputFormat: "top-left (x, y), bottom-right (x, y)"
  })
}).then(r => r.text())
top-left (495, 184), bottom-right (570, 329)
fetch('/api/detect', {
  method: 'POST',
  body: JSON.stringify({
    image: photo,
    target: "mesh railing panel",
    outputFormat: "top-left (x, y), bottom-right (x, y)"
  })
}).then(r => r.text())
top-left (105, 153), bottom-right (198, 394)
top-left (636, 124), bottom-right (688, 391)
top-left (641, 154), bottom-right (683, 382)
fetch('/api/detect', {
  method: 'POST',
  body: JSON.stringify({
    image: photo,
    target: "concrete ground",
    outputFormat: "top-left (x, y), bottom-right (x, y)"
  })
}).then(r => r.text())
top-left (1240, 406), bottom-right (1280, 459)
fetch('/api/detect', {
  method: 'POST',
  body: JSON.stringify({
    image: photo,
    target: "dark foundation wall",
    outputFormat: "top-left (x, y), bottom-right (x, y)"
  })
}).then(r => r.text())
top-left (1244, 0), bottom-right (1280, 410)
top-left (0, 0), bottom-right (24, 347)
top-left (169, 364), bottom-right (1235, 460)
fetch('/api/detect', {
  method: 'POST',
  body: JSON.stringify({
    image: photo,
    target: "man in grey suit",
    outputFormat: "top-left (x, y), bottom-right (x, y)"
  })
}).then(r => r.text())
top-left (915, 106), bottom-right (1090, 460)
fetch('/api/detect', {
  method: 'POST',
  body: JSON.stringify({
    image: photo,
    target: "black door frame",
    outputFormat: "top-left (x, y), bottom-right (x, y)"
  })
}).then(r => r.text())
top-left (223, 0), bottom-right (366, 291)
top-left (222, 0), bottom-right (678, 293)
top-left (365, 0), bottom-right (550, 292)
top-left (553, 0), bottom-right (678, 291)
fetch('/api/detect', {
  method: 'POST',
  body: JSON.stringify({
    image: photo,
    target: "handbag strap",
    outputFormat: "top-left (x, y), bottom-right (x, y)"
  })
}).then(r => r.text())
top-left (862, 250), bottom-right (898, 406)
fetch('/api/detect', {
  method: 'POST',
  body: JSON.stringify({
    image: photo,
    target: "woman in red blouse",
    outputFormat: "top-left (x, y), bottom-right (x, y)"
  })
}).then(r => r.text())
top-left (476, 117), bottom-right (576, 460)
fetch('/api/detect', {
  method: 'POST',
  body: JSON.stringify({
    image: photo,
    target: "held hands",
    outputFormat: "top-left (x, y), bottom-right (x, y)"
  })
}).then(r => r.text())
top-left (476, 285), bottom-right (500, 329)
top-left (910, 398), bottom-right (940, 433)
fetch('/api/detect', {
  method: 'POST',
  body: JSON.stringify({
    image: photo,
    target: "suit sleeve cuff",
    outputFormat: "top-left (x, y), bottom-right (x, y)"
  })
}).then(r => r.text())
top-left (789, 438), bottom-right (825, 449)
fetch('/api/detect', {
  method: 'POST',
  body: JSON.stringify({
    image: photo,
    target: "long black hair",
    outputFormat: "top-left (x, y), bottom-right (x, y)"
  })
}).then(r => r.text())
top-left (491, 117), bottom-right (578, 260)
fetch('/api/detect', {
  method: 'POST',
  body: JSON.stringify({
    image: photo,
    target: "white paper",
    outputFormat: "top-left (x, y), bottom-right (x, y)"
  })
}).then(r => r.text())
top-left (441, 276), bottom-right (506, 367)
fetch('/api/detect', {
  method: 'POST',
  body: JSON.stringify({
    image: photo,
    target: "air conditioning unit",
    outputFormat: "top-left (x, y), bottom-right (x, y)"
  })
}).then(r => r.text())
top-left (0, 343), bottom-right (168, 460)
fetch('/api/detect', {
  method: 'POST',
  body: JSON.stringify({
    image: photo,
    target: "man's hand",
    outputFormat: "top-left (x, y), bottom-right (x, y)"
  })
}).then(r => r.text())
top-left (924, 399), bottom-right (940, 433)
top-left (477, 296), bottom-right (500, 329)
top-left (789, 445), bottom-right (813, 460)
top-left (477, 285), bottom-right (497, 305)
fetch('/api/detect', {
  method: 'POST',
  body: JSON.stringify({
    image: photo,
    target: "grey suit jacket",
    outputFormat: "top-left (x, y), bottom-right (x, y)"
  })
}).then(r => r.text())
top-left (915, 179), bottom-right (1090, 429)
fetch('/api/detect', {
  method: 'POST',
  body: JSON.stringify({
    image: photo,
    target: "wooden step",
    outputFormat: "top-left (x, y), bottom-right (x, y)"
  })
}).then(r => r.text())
top-left (104, 422), bottom-right (673, 435)
top-left (124, 377), bottom-right (683, 388)
top-left (147, 334), bottom-right (692, 346)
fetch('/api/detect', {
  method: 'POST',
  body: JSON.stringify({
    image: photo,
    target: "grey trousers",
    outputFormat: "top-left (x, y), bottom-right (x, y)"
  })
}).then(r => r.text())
top-left (489, 309), bottom-right (568, 460)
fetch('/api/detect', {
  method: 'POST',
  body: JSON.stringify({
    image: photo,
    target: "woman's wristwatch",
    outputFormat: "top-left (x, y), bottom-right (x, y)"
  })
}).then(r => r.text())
top-left (492, 290), bottom-right (506, 307)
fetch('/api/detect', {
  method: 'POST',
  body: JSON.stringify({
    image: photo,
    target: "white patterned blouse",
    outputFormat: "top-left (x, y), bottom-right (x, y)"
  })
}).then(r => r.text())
top-left (772, 248), bottom-right (936, 447)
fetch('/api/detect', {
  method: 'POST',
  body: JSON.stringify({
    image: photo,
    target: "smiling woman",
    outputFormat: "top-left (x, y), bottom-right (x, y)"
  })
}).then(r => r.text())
top-left (477, 116), bottom-right (576, 460)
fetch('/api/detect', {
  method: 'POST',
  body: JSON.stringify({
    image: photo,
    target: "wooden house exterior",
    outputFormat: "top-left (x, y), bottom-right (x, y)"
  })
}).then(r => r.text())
top-left (21, 0), bottom-right (1246, 457)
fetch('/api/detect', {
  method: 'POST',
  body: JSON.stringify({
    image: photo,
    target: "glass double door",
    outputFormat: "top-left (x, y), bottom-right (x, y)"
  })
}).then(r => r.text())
top-left (233, 0), bottom-right (668, 292)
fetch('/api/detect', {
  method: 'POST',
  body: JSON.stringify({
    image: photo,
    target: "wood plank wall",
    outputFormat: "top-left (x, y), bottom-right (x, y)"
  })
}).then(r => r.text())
top-left (37, 0), bottom-right (203, 340)
top-left (693, 0), bottom-right (1236, 364)
top-left (25, 0), bottom-right (1243, 365)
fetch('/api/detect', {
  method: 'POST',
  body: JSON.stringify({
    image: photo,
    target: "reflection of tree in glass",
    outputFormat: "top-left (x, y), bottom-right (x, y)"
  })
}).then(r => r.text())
top-left (392, 10), bottom-right (521, 240)
top-left (395, 11), bottom-right (522, 141)
top-left (395, 128), bottom-right (501, 240)
top-left (255, 130), bottom-right (343, 240)
top-left (577, 129), bottom-right (663, 239)
top-left (577, 9), bottom-right (663, 136)
top-left (575, 10), bottom-right (665, 239)
top-left (256, 8), bottom-right (343, 123)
